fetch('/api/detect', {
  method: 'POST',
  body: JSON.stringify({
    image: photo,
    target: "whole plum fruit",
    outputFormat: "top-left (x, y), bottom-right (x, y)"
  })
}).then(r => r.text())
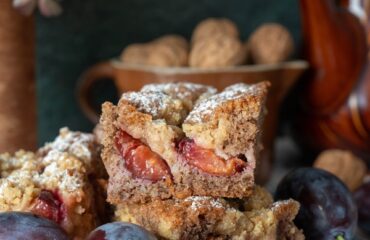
top-left (0, 211), bottom-right (68, 240)
top-left (86, 222), bottom-right (157, 240)
top-left (353, 181), bottom-right (370, 235)
top-left (275, 167), bottom-right (357, 240)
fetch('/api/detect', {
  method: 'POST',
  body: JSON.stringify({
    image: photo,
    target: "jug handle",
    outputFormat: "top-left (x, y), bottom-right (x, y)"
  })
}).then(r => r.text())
top-left (77, 61), bottom-right (115, 123)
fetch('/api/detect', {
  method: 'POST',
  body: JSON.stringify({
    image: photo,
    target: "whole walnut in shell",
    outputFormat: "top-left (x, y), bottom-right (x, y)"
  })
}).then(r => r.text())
top-left (120, 34), bottom-right (189, 67)
top-left (191, 18), bottom-right (239, 44)
top-left (151, 35), bottom-right (189, 66)
top-left (121, 43), bottom-right (152, 65)
top-left (154, 35), bottom-right (189, 50)
top-left (189, 35), bottom-right (246, 68)
top-left (314, 149), bottom-right (367, 191)
top-left (247, 23), bottom-right (294, 64)
top-left (146, 44), bottom-right (187, 67)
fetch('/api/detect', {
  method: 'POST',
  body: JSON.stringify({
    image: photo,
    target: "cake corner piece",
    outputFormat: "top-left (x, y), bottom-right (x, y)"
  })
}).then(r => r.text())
top-left (175, 81), bottom-right (270, 199)
top-left (100, 81), bottom-right (271, 203)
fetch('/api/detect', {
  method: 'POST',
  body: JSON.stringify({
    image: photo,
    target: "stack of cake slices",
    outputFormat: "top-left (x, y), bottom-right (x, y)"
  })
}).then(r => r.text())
top-left (100, 82), bottom-right (304, 239)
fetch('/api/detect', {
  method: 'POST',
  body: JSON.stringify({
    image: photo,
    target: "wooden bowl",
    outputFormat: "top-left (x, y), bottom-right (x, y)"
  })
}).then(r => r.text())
top-left (78, 60), bottom-right (308, 183)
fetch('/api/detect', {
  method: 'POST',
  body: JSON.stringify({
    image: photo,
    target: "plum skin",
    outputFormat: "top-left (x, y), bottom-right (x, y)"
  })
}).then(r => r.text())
top-left (275, 167), bottom-right (357, 240)
top-left (354, 182), bottom-right (370, 235)
top-left (87, 222), bottom-right (157, 240)
top-left (0, 211), bottom-right (68, 240)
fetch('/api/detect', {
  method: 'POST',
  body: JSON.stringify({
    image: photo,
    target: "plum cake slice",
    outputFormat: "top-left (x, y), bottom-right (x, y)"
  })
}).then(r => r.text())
top-left (177, 82), bottom-right (269, 198)
top-left (114, 186), bottom-right (304, 240)
top-left (0, 128), bottom-right (105, 240)
top-left (100, 82), bottom-right (269, 203)
top-left (100, 84), bottom-right (215, 204)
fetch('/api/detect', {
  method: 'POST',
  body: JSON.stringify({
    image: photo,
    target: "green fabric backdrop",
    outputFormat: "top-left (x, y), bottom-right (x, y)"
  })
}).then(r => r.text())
top-left (36, 0), bottom-right (301, 144)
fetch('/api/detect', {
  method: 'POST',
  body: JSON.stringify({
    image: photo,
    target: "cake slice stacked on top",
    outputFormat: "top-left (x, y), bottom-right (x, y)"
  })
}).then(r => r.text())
top-left (99, 82), bottom-right (304, 239)
top-left (100, 82), bottom-right (268, 203)
top-left (176, 82), bottom-right (268, 198)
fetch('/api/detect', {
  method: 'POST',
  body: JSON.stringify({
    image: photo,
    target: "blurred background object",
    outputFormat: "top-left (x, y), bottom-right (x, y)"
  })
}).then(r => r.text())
top-left (36, 0), bottom-right (301, 144)
top-left (13, 0), bottom-right (63, 17)
top-left (295, 0), bottom-right (370, 163)
top-left (0, 1), bottom-right (36, 152)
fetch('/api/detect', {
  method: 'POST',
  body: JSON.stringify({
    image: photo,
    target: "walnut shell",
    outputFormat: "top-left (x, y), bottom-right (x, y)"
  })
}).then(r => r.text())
top-left (191, 18), bottom-right (239, 44)
top-left (189, 35), bottom-right (246, 68)
top-left (247, 23), bottom-right (294, 64)
top-left (314, 149), bottom-right (367, 191)
top-left (120, 35), bottom-right (189, 67)
top-left (152, 35), bottom-right (189, 66)
top-left (120, 43), bottom-right (151, 65)
top-left (154, 34), bottom-right (189, 51)
top-left (146, 43), bottom-right (187, 67)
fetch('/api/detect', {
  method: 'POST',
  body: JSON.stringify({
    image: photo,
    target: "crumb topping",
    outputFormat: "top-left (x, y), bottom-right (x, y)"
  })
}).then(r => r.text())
top-left (121, 92), bottom-right (173, 117)
top-left (39, 127), bottom-right (104, 178)
top-left (0, 151), bottom-right (39, 177)
top-left (0, 128), bottom-right (103, 239)
top-left (0, 150), bottom-right (86, 211)
top-left (0, 128), bottom-right (101, 211)
top-left (41, 127), bottom-right (95, 165)
top-left (141, 82), bottom-right (217, 107)
top-left (185, 82), bottom-right (269, 123)
top-left (120, 91), bottom-right (187, 126)
top-left (0, 169), bottom-right (41, 211)
top-left (40, 151), bottom-right (86, 192)
top-left (183, 196), bottom-right (225, 210)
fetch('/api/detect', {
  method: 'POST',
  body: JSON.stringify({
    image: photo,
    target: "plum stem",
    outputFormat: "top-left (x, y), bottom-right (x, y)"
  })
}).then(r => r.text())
top-left (336, 235), bottom-right (345, 240)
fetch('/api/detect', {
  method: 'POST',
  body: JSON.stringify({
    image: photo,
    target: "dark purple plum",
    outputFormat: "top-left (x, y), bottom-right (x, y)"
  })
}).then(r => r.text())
top-left (86, 222), bottom-right (157, 240)
top-left (275, 167), bottom-right (357, 240)
top-left (354, 181), bottom-right (370, 235)
top-left (0, 211), bottom-right (68, 240)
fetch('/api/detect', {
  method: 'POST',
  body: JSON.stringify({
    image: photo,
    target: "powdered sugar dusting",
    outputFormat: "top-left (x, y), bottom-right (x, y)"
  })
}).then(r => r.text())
top-left (120, 91), bottom-right (188, 126)
top-left (0, 151), bottom-right (39, 177)
top-left (41, 161), bottom-right (83, 192)
top-left (121, 91), bottom-right (173, 118)
top-left (184, 196), bottom-right (225, 210)
top-left (42, 127), bottom-right (95, 163)
top-left (0, 128), bottom-right (99, 210)
top-left (50, 128), bottom-right (94, 160)
top-left (185, 82), bottom-right (268, 123)
top-left (39, 127), bottom-right (103, 176)
top-left (141, 82), bottom-right (217, 104)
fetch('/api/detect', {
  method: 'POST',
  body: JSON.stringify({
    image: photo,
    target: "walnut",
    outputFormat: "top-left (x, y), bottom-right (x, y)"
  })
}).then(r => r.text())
top-left (189, 35), bottom-right (246, 68)
top-left (191, 18), bottom-right (239, 44)
top-left (120, 43), bottom-right (151, 65)
top-left (247, 23), bottom-right (294, 64)
top-left (150, 35), bottom-right (189, 66)
top-left (314, 149), bottom-right (367, 191)
top-left (120, 34), bottom-right (189, 67)
top-left (146, 43), bottom-right (187, 67)
top-left (154, 35), bottom-right (189, 51)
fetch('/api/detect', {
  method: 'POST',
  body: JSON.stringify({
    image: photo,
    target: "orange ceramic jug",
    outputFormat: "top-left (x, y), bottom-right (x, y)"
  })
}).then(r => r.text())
top-left (298, 0), bottom-right (370, 162)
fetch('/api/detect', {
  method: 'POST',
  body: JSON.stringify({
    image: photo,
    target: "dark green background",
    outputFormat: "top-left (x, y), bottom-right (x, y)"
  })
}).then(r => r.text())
top-left (36, 0), bottom-right (301, 144)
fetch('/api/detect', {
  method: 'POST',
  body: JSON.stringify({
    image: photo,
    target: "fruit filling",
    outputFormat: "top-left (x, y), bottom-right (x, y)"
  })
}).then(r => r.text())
top-left (114, 130), bottom-right (172, 182)
top-left (177, 138), bottom-right (247, 176)
top-left (31, 190), bottom-right (66, 224)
